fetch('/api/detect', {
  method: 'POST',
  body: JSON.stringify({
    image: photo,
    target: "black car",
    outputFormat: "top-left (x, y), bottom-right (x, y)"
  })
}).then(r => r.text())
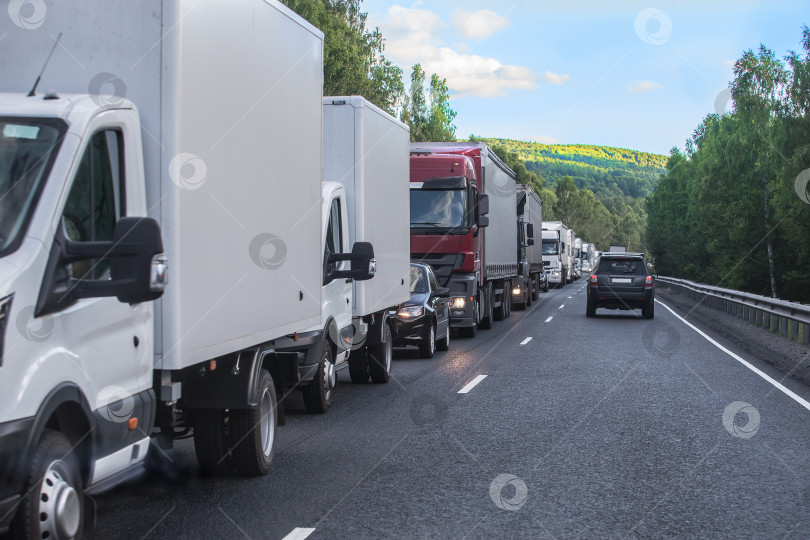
top-left (586, 252), bottom-right (654, 318)
top-left (394, 263), bottom-right (451, 358)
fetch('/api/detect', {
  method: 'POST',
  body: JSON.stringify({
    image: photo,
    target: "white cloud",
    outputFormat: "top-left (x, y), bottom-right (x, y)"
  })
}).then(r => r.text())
top-left (627, 80), bottom-right (664, 93)
top-left (542, 71), bottom-right (570, 85)
top-left (379, 5), bottom-right (444, 64)
top-left (723, 59), bottom-right (736, 67)
top-left (451, 9), bottom-right (510, 40)
top-left (529, 136), bottom-right (560, 144)
top-left (376, 5), bottom-right (536, 98)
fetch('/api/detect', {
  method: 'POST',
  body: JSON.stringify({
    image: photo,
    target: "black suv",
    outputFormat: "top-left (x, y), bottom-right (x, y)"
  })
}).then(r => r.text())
top-left (586, 252), bottom-right (654, 318)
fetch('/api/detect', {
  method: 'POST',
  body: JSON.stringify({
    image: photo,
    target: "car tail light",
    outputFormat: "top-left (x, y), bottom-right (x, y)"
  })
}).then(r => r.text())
top-left (589, 274), bottom-right (598, 285)
top-left (645, 275), bottom-right (653, 288)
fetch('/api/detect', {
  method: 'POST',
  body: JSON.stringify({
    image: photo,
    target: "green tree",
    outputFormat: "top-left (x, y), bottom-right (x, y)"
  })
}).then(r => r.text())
top-left (281, 0), bottom-right (404, 115)
top-left (402, 64), bottom-right (456, 142)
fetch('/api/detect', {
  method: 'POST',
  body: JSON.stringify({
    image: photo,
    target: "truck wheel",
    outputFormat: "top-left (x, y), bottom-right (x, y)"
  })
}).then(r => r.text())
top-left (369, 324), bottom-right (392, 383)
top-left (479, 288), bottom-right (493, 329)
top-left (13, 430), bottom-right (84, 540)
top-left (349, 347), bottom-right (370, 383)
top-left (303, 340), bottom-right (334, 414)
top-left (419, 324), bottom-right (436, 358)
top-left (194, 409), bottom-right (232, 474)
top-left (543, 280), bottom-right (549, 293)
top-left (230, 369), bottom-right (276, 476)
top-left (586, 296), bottom-right (596, 318)
top-left (642, 298), bottom-right (655, 319)
top-left (494, 282), bottom-right (510, 320)
top-left (531, 277), bottom-right (540, 301)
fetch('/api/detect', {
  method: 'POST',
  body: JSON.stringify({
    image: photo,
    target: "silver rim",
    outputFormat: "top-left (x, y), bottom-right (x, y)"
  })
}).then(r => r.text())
top-left (38, 460), bottom-right (81, 540)
top-left (324, 357), bottom-right (335, 401)
top-left (429, 327), bottom-right (435, 355)
top-left (385, 334), bottom-right (392, 373)
top-left (259, 387), bottom-right (275, 456)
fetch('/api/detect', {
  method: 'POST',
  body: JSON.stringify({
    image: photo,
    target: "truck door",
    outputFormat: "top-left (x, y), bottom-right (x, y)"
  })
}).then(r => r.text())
top-left (323, 196), bottom-right (353, 356)
top-left (52, 115), bottom-right (152, 429)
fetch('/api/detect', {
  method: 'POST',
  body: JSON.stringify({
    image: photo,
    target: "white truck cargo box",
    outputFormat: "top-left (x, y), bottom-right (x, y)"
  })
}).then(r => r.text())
top-left (323, 96), bottom-right (410, 315)
top-left (2, 0), bottom-right (325, 370)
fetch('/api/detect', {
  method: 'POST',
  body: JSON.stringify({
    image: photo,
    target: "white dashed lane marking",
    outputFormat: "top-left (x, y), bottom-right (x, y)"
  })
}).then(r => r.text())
top-left (458, 375), bottom-right (487, 394)
top-left (520, 337), bottom-right (532, 346)
top-left (545, 316), bottom-right (553, 323)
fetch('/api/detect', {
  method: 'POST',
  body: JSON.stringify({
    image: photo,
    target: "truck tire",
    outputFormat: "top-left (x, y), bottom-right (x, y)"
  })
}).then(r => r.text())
top-left (349, 347), bottom-right (370, 383)
top-left (531, 276), bottom-right (540, 301)
top-left (479, 287), bottom-right (493, 330)
top-left (419, 324), bottom-right (436, 358)
top-left (494, 281), bottom-right (510, 320)
top-left (194, 409), bottom-right (232, 475)
top-left (543, 279), bottom-right (549, 293)
top-left (303, 339), bottom-right (334, 414)
top-left (12, 430), bottom-right (84, 540)
top-left (369, 324), bottom-right (392, 383)
top-left (642, 297), bottom-right (655, 319)
top-left (230, 369), bottom-right (276, 476)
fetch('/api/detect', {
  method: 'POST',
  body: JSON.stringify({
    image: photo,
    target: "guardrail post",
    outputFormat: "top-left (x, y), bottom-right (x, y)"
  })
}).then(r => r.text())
top-left (802, 322), bottom-right (809, 346)
top-left (755, 309), bottom-right (762, 326)
top-left (780, 317), bottom-right (788, 337)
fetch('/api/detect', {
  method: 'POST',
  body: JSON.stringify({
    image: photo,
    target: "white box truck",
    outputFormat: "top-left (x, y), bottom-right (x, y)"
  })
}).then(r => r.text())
top-left (543, 221), bottom-right (574, 286)
top-left (573, 237), bottom-right (583, 279)
top-left (275, 96), bottom-right (410, 412)
top-left (0, 1), bottom-right (371, 536)
top-left (513, 184), bottom-right (546, 308)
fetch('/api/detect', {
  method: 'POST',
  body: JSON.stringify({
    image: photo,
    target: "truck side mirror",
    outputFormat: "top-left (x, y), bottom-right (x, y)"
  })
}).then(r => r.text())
top-left (526, 223), bottom-right (534, 240)
top-left (325, 242), bottom-right (376, 284)
top-left (36, 217), bottom-right (167, 317)
top-left (476, 193), bottom-right (490, 228)
top-left (527, 238), bottom-right (535, 246)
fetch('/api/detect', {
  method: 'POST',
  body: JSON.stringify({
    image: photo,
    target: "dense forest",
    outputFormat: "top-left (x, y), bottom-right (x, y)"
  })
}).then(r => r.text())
top-left (647, 26), bottom-right (810, 302)
top-left (480, 139), bottom-right (666, 252)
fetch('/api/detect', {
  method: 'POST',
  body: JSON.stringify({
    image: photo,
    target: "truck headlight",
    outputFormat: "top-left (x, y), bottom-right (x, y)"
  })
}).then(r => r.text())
top-left (397, 306), bottom-right (424, 319)
top-left (512, 286), bottom-right (521, 295)
top-left (451, 297), bottom-right (466, 309)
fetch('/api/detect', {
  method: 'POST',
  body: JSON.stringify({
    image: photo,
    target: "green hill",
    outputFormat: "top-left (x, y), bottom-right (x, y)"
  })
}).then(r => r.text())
top-left (479, 139), bottom-right (667, 200)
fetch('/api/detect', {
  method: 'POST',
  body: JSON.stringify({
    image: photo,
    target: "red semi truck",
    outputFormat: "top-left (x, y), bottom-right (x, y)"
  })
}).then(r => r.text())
top-left (409, 142), bottom-right (518, 337)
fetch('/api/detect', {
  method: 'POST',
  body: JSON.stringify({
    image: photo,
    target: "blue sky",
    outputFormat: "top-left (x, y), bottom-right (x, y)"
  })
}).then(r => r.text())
top-left (362, 0), bottom-right (808, 156)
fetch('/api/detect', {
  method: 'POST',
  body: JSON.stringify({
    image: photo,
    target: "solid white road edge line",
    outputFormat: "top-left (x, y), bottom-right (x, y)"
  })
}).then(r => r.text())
top-left (656, 299), bottom-right (810, 412)
top-left (520, 337), bottom-right (533, 345)
top-left (282, 528), bottom-right (316, 540)
top-left (458, 375), bottom-right (487, 394)
top-left (545, 316), bottom-right (553, 323)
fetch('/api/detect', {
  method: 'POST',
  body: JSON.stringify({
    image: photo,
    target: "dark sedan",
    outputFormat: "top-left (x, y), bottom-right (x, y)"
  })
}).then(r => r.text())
top-left (394, 263), bottom-right (450, 358)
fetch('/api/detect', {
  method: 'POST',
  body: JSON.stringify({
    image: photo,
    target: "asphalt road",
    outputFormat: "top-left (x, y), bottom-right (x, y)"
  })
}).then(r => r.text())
top-left (93, 282), bottom-right (810, 539)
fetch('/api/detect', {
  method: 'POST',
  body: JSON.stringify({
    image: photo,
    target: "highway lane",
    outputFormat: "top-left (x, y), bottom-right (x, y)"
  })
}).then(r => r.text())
top-left (93, 282), bottom-right (810, 539)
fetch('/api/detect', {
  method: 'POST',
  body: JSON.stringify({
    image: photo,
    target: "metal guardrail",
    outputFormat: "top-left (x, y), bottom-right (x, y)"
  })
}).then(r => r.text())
top-left (655, 276), bottom-right (810, 346)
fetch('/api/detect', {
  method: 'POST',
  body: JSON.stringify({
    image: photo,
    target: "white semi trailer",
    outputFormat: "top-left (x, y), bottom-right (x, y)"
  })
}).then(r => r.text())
top-left (0, 1), bottom-right (377, 536)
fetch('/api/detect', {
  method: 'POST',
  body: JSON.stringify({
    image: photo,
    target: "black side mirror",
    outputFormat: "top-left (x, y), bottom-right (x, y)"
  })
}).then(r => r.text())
top-left (476, 194), bottom-right (490, 228)
top-left (431, 287), bottom-right (450, 299)
top-left (527, 238), bottom-right (535, 246)
top-left (526, 223), bottom-right (534, 240)
top-left (325, 242), bottom-right (376, 284)
top-left (36, 217), bottom-right (166, 316)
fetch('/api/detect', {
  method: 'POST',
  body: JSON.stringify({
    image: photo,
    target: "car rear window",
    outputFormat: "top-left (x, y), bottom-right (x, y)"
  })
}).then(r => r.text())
top-left (597, 259), bottom-right (646, 275)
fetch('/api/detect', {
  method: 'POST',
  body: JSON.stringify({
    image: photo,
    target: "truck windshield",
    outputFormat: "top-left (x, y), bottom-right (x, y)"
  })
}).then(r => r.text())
top-left (410, 189), bottom-right (468, 229)
top-left (0, 118), bottom-right (65, 256)
top-left (542, 239), bottom-right (558, 255)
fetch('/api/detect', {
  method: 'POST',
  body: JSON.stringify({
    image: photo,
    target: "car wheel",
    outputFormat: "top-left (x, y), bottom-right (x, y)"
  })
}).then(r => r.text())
top-left (419, 323), bottom-right (436, 358)
top-left (436, 325), bottom-right (450, 351)
top-left (13, 430), bottom-right (85, 540)
top-left (642, 297), bottom-right (655, 319)
top-left (586, 295), bottom-right (596, 318)
top-left (302, 338), bottom-right (334, 414)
